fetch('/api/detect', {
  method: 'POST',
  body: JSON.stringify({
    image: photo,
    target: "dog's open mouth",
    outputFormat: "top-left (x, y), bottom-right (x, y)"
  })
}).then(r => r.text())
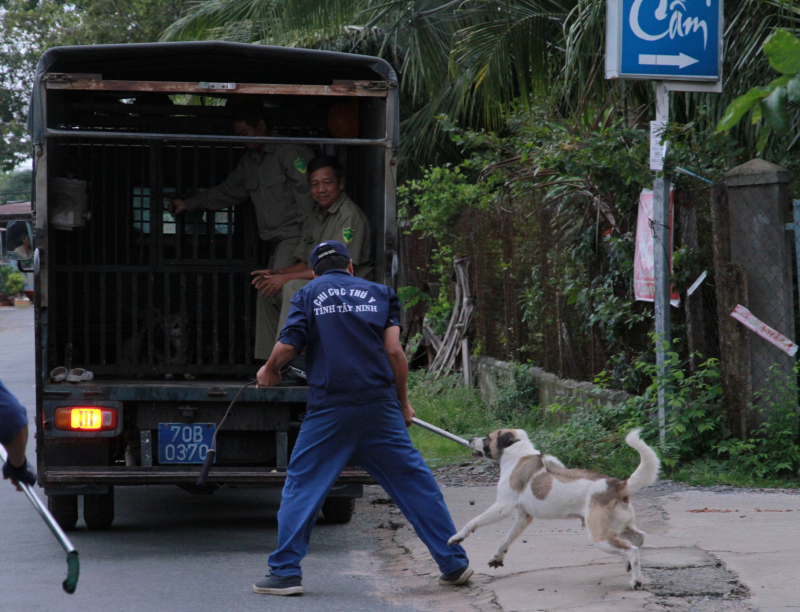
top-left (472, 451), bottom-right (484, 459)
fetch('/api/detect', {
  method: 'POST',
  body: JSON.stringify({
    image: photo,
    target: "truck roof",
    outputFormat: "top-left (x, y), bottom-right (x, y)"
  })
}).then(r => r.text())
top-left (29, 41), bottom-right (397, 143)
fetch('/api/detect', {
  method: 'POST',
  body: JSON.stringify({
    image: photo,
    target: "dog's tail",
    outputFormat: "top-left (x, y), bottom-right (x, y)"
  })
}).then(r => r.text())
top-left (624, 428), bottom-right (660, 493)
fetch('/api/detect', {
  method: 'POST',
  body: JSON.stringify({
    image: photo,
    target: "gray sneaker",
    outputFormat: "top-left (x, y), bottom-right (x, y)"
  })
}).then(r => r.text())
top-left (438, 565), bottom-right (474, 586)
top-left (252, 574), bottom-right (303, 596)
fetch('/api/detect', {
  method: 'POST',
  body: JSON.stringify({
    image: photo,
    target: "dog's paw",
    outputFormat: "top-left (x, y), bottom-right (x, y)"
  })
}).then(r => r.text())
top-left (487, 557), bottom-right (504, 569)
top-left (448, 535), bottom-right (464, 546)
top-left (631, 579), bottom-right (642, 590)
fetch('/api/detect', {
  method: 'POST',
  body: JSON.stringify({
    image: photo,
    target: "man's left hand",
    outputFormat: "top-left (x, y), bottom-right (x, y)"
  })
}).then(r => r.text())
top-left (253, 272), bottom-right (288, 298)
top-left (2, 458), bottom-right (36, 491)
top-left (256, 363), bottom-right (281, 388)
top-left (400, 401), bottom-right (415, 428)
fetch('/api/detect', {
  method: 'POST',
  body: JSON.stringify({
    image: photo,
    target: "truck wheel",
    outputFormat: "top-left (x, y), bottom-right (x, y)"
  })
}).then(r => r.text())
top-left (84, 487), bottom-right (115, 530)
top-left (322, 497), bottom-right (355, 524)
top-left (47, 494), bottom-right (78, 531)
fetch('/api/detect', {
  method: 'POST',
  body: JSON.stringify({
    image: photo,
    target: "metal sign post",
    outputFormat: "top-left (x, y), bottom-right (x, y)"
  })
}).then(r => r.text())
top-left (606, 0), bottom-right (724, 444)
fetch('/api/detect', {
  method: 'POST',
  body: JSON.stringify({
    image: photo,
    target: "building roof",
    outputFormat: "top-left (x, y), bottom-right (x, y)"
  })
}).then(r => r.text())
top-left (0, 202), bottom-right (32, 217)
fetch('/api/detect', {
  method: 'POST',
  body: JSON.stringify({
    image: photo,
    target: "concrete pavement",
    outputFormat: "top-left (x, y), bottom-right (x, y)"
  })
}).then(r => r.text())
top-left (390, 483), bottom-right (799, 612)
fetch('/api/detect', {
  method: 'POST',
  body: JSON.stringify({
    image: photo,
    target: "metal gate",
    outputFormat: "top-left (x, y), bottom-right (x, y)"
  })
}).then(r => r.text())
top-left (48, 138), bottom-right (267, 378)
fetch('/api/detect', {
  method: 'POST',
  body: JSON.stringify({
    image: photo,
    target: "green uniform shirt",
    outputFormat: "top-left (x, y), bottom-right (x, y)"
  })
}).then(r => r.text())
top-left (184, 143), bottom-right (315, 242)
top-left (294, 192), bottom-right (374, 280)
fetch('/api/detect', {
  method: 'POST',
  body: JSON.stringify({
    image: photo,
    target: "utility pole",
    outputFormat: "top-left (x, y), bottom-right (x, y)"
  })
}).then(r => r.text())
top-left (653, 81), bottom-right (671, 446)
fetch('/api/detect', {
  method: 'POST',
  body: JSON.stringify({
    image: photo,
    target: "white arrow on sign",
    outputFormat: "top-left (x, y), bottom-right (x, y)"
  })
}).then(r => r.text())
top-left (638, 53), bottom-right (699, 69)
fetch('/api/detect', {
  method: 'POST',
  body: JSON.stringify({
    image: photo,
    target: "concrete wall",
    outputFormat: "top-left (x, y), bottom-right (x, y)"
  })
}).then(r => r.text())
top-left (472, 357), bottom-right (633, 412)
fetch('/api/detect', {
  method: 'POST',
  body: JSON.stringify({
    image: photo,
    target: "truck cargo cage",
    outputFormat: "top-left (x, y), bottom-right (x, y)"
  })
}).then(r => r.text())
top-left (48, 137), bottom-right (268, 378)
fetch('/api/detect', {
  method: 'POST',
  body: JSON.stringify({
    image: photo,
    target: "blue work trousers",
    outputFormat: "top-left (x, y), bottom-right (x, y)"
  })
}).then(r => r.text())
top-left (268, 400), bottom-right (469, 578)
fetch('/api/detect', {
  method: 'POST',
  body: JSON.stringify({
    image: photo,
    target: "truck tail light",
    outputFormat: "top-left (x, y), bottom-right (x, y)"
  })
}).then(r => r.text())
top-left (55, 407), bottom-right (117, 432)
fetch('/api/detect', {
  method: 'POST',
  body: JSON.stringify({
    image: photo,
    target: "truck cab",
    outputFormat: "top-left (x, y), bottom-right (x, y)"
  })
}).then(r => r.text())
top-left (28, 42), bottom-right (399, 529)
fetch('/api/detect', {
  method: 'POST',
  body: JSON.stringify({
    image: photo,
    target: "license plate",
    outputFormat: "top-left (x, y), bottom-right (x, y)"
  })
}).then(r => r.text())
top-left (158, 423), bottom-right (216, 464)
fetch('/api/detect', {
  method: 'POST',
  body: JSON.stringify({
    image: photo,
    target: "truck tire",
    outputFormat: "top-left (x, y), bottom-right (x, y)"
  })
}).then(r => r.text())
top-left (84, 487), bottom-right (115, 530)
top-left (322, 497), bottom-right (355, 524)
top-left (47, 494), bottom-right (78, 531)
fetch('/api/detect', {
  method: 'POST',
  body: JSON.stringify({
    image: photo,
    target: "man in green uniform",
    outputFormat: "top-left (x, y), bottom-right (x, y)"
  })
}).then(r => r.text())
top-left (169, 107), bottom-right (315, 360)
top-left (251, 155), bottom-right (373, 345)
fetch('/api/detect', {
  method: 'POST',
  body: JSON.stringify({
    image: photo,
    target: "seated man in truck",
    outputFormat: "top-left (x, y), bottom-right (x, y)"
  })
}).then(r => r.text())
top-left (169, 106), bottom-right (315, 361)
top-left (251, 155), bottom-right (373, 347)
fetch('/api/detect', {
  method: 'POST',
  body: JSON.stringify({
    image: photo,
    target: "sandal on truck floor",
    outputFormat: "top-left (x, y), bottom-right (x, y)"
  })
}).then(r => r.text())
top-left (65, 368), bottom-right (94, 383)
top-left (50, 367), bottom-right (68, 382)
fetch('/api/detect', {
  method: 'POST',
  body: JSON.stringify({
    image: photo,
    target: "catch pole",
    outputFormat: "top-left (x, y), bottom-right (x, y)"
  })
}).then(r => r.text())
top-left (0, 446), bottom-right (79, 593)
top-left (411, 417), bottom-right (471, 448)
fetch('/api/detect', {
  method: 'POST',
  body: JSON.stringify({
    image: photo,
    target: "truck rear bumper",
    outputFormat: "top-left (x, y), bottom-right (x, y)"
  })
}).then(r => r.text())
top-left (44, 467), bottom-right (374, 486)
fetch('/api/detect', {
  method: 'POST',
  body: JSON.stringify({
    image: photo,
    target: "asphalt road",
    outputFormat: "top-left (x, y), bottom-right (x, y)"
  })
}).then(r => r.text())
top-left (0, 307), bottom-right (422, 612)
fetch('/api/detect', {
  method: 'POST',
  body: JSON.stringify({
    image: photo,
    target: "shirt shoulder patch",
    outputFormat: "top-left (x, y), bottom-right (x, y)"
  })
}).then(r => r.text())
top-left (342, 227), bottom-right (354, 243)
top-left (294, 158), bottom-right (307, 174)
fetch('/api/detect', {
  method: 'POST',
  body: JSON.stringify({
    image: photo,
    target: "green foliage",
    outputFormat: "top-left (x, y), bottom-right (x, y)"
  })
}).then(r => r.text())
top-left (625, 352), bottom-right (724, 468)
top-left (563, 232), bottom-right (651, 351)
top-left (0, 265), bottom-right (25, 297)
top-left (494, 364), bottom-right (539, 422)
top-left (664, 123), bottom-right (743, 184)
top-left (716, 365), bottom-right (800, 478)
top-left (399, 162), bottom-right (495, 335)
top-left (163, 0), bottom-right (572, 168)
top-left (409, 357), bottom-right (800, 488)
top-left (530, 400), bottom-right (642, 479)
top-left (407, 369), bottom-right (543, 467)
top-left (764, 28), bottom-right (800, 76)
top-left (717, 28), bottom-right (800, 146)
top-left (396, 286), bottom-right (430, 310)
top-left (0, 170), bottom-right (32, 203)
top-left (399, 164), bottom-right (495, 244)
top-left (0, 0), bottom-right (189, 170)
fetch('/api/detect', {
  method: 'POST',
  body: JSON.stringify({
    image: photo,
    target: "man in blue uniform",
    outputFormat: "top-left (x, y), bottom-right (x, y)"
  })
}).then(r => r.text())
top-left (1, 377), bottom-right (37, 490)
top-left (253, 240), bottom-right (472, 596)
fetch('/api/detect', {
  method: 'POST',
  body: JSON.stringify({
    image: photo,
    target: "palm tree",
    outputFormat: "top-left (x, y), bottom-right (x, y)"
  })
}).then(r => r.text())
top-left (162, 0), bottom-right (576, 167)
top-left (162, 0), bottom-right (800, 167)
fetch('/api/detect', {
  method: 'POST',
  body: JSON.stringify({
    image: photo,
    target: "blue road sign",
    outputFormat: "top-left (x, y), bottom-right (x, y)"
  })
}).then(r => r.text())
top-left (606, 0), bottom-right (722, 82)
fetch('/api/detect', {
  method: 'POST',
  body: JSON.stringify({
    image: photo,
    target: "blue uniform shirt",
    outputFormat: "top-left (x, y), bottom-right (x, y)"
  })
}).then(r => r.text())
top-left (279, 269), bottom-right (402, 410)
top-left (0, 377), bottom-right (28, 446)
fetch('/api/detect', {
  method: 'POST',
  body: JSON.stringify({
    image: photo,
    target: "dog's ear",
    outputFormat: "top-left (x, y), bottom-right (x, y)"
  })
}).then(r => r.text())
top-left (497, 431), bottom-right (518, 450)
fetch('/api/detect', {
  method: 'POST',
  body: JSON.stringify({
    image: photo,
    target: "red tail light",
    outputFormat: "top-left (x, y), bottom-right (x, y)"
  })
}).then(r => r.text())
top-left (55, 407), bottom-right (117, 431)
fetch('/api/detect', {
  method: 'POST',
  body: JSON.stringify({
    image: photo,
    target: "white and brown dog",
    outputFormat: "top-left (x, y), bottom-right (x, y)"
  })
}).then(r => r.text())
top-left (448, 428), bottom-right (660, 589)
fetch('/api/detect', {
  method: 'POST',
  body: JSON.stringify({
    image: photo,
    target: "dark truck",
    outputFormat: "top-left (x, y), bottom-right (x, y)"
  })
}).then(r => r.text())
top-left (28, 42), bottom-right (399, 530)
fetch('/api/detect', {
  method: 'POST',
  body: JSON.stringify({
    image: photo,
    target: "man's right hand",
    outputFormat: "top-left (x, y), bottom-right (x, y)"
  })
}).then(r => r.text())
top-left (169, 199), bottom-right (188, 216)
top-left (400, 401), bottom-right (416, 428)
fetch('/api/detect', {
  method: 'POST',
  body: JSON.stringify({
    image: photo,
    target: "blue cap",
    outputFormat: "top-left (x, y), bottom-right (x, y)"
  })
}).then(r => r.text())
top-left (309, 240), bottom-right (351, 269)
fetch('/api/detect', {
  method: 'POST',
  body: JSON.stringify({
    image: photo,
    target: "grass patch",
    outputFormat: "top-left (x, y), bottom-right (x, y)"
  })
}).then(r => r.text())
top-left (407, 368), bottom-right (541, 468)
top-left (671, 460), bottom-right (800, 489)
top-left (407, 358), bottom-right (800, 490)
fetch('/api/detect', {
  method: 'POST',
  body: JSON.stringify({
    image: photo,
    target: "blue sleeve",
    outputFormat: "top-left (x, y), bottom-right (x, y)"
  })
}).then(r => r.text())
top-left (384, 287), bottom-right (403, 331)
top-left (0, 378), bottom-right (28, 446)
top-left (279, 292), bottom-right (309, 354)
